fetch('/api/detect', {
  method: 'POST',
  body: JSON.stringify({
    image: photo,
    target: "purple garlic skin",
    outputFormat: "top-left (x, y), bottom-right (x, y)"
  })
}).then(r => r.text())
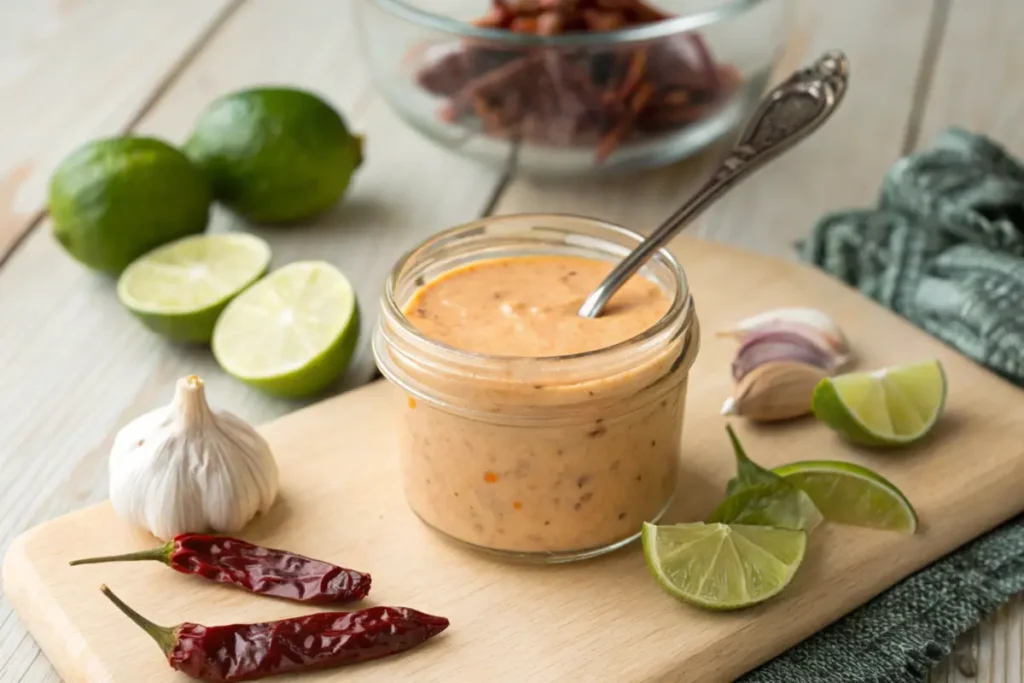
top-left (732, 330), bottom-right (837, 381)
top-left (719, 307), bottom-right (851, 359)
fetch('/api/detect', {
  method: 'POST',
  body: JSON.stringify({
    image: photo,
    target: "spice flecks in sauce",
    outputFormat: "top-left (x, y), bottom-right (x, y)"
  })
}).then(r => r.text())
top-left (394, 254), bottom-right (688, 555)
top-left (403, 256), bottom-right (670, 357)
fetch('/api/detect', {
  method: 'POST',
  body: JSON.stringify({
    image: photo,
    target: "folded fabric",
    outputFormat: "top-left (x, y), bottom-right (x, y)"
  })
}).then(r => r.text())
top-left (740, 128), bottom-right (1024, 683)
top-left (801, 127), bottom-right (1024, 384)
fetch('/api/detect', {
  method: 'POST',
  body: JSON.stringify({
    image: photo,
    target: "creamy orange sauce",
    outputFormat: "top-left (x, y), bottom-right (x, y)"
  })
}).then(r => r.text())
top-left (391, 254), bottom-right (690, 557)
top-left (404, 255), bottom-right (670, 357)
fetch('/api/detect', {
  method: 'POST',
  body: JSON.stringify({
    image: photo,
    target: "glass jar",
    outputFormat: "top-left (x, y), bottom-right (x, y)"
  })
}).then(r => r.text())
top-left (373, 214), bottom-right (699, 562)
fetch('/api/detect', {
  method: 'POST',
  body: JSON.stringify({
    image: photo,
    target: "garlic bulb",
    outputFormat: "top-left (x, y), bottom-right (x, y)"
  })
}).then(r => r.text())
top-left (109, 375), bottom-right (279, 541)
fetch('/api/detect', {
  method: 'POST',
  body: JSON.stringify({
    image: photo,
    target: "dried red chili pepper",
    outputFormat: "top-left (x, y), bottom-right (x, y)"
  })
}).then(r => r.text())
top-left (71, 534), bottom-right (370, 604)
top-left (415, 0), bottom-right (742, 163)
top-left (100, 585), bottom-right (449, 682)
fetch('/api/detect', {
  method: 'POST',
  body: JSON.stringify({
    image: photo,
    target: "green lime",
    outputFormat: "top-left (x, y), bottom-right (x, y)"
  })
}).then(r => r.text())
top-left (812, 359), bottom-right (947, 446)
top-left (773, 461), bottom-right (918, 534)
top-left (212, 261), bottom-right (359, 397)
top-left (49, 137), bottom-right (211, 274)
top-left (185, 88), bottom-right (363, 223)
top-left (117, 233), bottom-right (271, 344)
top-left (642, 522), bottom-right (807, 610)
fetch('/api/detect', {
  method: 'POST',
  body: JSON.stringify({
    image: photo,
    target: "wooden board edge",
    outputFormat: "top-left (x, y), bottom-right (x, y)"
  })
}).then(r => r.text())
top-left (2, 522), bottom-right (114, 683)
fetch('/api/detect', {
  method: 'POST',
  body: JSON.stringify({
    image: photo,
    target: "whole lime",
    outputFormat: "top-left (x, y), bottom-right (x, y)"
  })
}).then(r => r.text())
top-left (49, 137), bottom-right (211, 274)
top-left (185, 88), bottom-right (363, 224)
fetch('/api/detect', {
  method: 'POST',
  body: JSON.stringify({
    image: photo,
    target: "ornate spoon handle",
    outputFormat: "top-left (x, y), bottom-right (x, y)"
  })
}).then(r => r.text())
top-left (578, 51), bottom-right (850, 318)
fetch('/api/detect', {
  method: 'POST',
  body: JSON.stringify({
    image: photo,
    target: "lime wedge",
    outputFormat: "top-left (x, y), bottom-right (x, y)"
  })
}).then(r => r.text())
top-left (773, 461), bottom-right (918, 534)
top-left (641, 521), bottom-right (807, 610)
top-left (812, 360), bottom-right (947, 446)
top-left (117, 233), bottom-right (270, 343)
top-left (212, 261), bottom-right (359, 398)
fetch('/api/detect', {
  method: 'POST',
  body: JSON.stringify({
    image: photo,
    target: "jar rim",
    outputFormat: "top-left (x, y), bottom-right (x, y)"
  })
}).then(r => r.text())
top-left (380, 212), bottom-right (691, 368)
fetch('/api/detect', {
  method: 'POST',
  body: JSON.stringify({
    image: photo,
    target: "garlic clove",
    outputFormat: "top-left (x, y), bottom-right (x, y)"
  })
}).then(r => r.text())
top-left (741, 320), bottom-right (849, 366)
top-left (721, 360), bottom-right (827, 422)
top-left (732, 330), bottom-right (838, 381)
top-left (717, 307), bottom-right (851, 358)
top-left (109, 375), bottom-right (279, 541)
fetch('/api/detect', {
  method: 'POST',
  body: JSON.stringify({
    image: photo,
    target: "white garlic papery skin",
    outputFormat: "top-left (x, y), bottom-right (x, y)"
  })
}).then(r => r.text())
top-left (109, 375), bottom-right (279, 541)
top-left (718, 306), bottom-right (852, 362)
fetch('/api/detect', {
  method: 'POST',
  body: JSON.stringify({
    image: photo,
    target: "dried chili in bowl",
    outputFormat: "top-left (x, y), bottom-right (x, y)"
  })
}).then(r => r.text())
top-left (415, 0), bottom-right (742, 162)
top-left (100, 585), bottom-right (449, 682)
top-left (71, 534), bottom-right (371, 604)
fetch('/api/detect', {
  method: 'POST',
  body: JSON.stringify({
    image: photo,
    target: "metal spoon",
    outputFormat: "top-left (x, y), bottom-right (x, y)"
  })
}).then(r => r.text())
top-left (578, 50), bottom-right (850, 318)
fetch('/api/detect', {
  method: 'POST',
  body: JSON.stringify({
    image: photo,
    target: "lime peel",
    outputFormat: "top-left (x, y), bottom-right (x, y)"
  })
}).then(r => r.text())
top-left (50, 136), bottom-right (211, 274)
top-left (773, 460), bottom-right (918, 534)
top-left (812, 359), bottom-right (947, 446)
top-left (185, 88), bottom-right (362, 224)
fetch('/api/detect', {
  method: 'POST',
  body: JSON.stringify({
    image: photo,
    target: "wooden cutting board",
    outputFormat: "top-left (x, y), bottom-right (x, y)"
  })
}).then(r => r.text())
top-left (5, 237), bottom-right (1024, 683)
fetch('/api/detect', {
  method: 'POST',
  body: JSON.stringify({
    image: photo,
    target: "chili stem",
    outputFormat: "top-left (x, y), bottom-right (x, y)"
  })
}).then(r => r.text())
top-left (99, 585), bottom-right (177, 655)
top-left (69, 544), bottom-right (171, 567)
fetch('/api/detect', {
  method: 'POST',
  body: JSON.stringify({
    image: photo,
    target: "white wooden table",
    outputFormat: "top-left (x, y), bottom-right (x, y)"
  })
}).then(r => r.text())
top-left (1, 1), bottom-right (1021, 681)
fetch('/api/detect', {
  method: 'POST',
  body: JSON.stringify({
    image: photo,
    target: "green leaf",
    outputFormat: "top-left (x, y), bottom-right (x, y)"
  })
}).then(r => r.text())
top-left (724, 424), bottom-right (781, 496)
top-left (713, 425), bottom-right (823, 532)
top-left (708, 483), bottom-right (823, 531)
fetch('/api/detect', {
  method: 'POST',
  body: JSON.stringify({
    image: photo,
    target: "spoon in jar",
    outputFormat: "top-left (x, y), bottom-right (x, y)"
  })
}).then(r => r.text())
top-left (577, 50), bottom-right (850, 319)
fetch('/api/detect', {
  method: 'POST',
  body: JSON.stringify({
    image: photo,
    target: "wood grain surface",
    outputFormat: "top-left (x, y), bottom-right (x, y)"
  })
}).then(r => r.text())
top-left (0, 0), bottom-right (239, 260)
top-left (7, 238), bottom-right (1024, 683)
top-left (0, 0), bottom-right (1022, 681)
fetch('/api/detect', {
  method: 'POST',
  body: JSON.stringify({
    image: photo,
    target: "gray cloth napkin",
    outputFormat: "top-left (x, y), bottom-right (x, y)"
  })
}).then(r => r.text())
top-left (739, 128), bottom-right (1024, 683)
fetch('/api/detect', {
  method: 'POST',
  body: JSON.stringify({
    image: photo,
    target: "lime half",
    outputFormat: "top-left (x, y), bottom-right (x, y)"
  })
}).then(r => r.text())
top-left (212, 261), bottom-right (359, 398)
top-left (774, 461), bottom-right (918, 534)
top-left (642, 521), bottom-right (807, 610)
top-left (812, 360), bottom-right (947, 446)
top-left (117, 233), bottom-right (270, 343)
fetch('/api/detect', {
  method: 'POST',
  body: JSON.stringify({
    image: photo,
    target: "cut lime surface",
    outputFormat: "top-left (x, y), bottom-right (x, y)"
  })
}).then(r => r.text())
top-left (774, 461), bottom-right (918, 534)
top-left (641, 521), bottom-right (807, 610)
top-left (117, 233), bottom-right (270, 343)
top-left (812, 360), bottom-right (947, 446)
top-left (212, 261), bottom-right (359, 398)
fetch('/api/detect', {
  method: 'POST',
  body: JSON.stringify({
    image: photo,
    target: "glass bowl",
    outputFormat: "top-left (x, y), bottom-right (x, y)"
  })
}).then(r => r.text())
top-left (354, 0), bottom-right (791, 177)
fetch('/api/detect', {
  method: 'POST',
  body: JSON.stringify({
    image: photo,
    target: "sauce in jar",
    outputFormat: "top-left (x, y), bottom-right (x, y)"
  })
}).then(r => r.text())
top-left (404, 255), bottom-right (670, 356)
top-left (374, 215), bottom-right (698, 561)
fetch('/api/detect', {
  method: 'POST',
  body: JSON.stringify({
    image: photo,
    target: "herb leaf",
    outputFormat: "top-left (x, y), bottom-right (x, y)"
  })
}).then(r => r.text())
top-left (711, 425), bottom-right (822, 532)
top-left (723, 424), bottom-right (782, 496)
